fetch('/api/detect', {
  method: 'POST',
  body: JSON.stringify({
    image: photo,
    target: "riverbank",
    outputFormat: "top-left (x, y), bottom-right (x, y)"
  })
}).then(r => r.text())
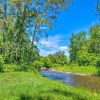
top-left (54, 65), bottom-right (100, 76)
top-left (0, 72), bottom-right (100, 100)
top-left (49, 69), bottom-right (93, 76)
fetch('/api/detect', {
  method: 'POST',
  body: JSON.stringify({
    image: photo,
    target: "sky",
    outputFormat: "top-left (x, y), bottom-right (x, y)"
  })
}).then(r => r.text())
top-left (38, 0), bottom-right (99, 56)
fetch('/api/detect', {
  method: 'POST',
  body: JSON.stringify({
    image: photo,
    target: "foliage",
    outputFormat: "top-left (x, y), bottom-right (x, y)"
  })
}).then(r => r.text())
top-left (0, 55), bottom-right (4, 72)
top-left (88, 25), bottom-right (100, 54)
top-left (0, 0), bottom-right (99, 73)
top-left (97, 0), bottom-right (100, 15)
top-left (96, 56), bottom-right (100, 67)
top-left (30, 60), bottom-right (44, 70)
top-left (41, 57), bottom-right (53, 68)
top-left (69, 31), bottom-right (87, 62)
top-left (69, 25), bottom-right (100, 67)
top-left (40, 51), bottom-right (68, 68)
top-left (3, 64), bottom-right (20, 72)
top-left (49, 51), bottom-right (68, 66)
top-left (0, 0), bottom-right (71, 71)
top-left (77, 46), bottom-right (90, 66)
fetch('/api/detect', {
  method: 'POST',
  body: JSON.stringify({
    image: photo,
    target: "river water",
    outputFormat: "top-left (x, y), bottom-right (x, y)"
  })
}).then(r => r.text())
top-left (41, 70), bottom-right (100, 91)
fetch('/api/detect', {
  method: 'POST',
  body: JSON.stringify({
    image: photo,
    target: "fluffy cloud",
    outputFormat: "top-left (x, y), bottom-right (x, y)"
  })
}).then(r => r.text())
top-left (60, 46), bottom-right (68, 50)
top-left (37, 34), bottom-right (69, 56)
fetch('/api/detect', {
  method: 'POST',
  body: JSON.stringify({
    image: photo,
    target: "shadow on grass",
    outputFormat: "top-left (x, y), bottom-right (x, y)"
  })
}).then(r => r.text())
top-left (19, 89), bottom-right (88, 100)
top-left (20, 94), bottom-right (52, 100)
top-left (20, 95), bottom-right (33, 100)
top-left (52, 89), bottom-right (87, 100)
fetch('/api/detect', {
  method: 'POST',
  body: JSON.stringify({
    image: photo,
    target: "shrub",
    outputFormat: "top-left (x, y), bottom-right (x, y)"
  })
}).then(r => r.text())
top-left (88, 54), bottom-right (96, 66)
top-left (0, 55), bottom-right (4, 72)
top-left (77, 49), bottom-right (90, 66)
top-left (96, 57), bottom-right (100, 67)
top-left (19, 64), bottom-right (29, 72)
top-left (3, 64), bottom-right (20, 72)
top-left (42, 57), bottom-right (53, 68)
top-left (52, 64), bottom-right (61, 68)
top-left (30, 60), bottom-right (43, 70)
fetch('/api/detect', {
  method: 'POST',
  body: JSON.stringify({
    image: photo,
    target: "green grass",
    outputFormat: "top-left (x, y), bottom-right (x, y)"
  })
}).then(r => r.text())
top-left (0, 72), bottom-right (100, 100)
top-left (55, 65), bottom-right (100, 75)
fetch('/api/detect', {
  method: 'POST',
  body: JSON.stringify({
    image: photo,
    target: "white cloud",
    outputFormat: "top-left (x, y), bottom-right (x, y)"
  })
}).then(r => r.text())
top-left (60, 46), bottom-right (68, 50)
top-left (38, 34), bottom-right (69, 56)
top-left (40, 41), bottom-right (51, 45)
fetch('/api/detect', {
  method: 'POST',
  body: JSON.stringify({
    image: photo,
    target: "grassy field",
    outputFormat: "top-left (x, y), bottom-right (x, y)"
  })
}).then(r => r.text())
top-left (55, 65), bottom-right (100, 75)
top-left (0, 72), bottom-right (100, 100)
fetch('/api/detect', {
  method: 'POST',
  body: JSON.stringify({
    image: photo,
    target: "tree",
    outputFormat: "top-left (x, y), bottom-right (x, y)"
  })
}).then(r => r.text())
top-left (88, 25), bottom-right (100, 55)
top-left (77, 46), bottom-right (97, 66)
top-left (0, 0), bottom-right (71, 65)
top-left (97, 0), bottom-right (100, 15)
top-left (48, 51), bottom-right (68, 66)
top-left (69, 25), bottom-right (100, 67)
top-left (41, 56), bottom-right (52, 68)
top-left (69, 31), bottom-right (87, 62)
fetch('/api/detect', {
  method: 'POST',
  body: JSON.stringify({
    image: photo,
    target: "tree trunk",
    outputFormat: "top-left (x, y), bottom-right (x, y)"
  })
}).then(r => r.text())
top-left (28, 24), bottom-right (37, 64)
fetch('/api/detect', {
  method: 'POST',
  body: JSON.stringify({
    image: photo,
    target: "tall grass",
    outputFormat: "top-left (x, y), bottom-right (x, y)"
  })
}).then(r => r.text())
top-left (0, 72), bottom-right (100, 100)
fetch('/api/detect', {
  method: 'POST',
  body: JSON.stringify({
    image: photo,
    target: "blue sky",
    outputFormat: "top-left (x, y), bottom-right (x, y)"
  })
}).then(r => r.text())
top-left (39, 0), bottom-right (99, 56)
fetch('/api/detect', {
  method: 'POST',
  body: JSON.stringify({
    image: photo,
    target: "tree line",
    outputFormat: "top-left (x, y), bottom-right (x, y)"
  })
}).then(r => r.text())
top-left (0, 0), bottom-right (100, 72)
top-left (40, 25), bottom-right (100, 69)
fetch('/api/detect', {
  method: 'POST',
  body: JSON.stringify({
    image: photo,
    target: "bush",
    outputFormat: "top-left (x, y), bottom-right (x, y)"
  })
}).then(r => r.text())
top-left (30, 60), bottom-right (43, 70)
top-left (87, 53), bottom-right (97, 66)
top-left (41, 57), bottom-right (53, 68)
top-left (77, 49), bottom-right (98, 67)
top-left (77, 49), bottom-right (90, 66)
top-left (3, 63), bottom-right (39, 73)
top-left (51, 64), bottom-right (61, 68)
top-left (0, 55), bottom-right (4, 72)
top-left (96, 57), bottom-right (100, 67)
top-left (18, 64), bottom-right (29, 72)
top-left (43, 60), bottom-right (52, 68)
top-left (3, 64), bottom-right (20, 72)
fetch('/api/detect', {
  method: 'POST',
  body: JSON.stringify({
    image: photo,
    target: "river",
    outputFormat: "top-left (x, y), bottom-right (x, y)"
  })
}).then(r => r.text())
top-left (41, 70), bottom-right (100, 92)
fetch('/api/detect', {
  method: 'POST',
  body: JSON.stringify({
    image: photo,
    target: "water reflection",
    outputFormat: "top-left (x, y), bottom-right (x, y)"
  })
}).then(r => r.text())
top-left (41, 71), bottom-right (100, 91)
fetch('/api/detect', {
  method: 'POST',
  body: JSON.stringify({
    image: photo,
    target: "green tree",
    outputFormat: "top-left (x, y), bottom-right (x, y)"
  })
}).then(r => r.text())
top-left (77, 46), bottom-right (97, 66)
top-left (88, 25), bottom-right (100, 55)
top-left (97, 0), bottom-right (100, 15)
top-left (48, 51), bottom-right (68, 66)
top-left (0, 0), bottom-right (71, 65)
top-left (69, 31), bottom-right (87, 62)
top-left (41, 56), bottom-right (52, 68)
